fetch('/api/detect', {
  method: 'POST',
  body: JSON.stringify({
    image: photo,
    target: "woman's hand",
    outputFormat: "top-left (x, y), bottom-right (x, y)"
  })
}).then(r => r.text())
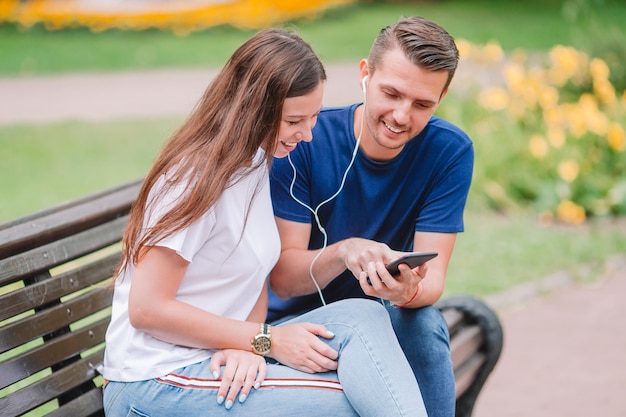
top-left (269, 323), bottom-right (338, 373)
top-left (209, 349), bottom-right (267, 409)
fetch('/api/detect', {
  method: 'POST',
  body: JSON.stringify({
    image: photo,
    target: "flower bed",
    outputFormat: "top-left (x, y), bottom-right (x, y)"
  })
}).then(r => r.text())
top-left (1, 0), bottom-right (354, 34)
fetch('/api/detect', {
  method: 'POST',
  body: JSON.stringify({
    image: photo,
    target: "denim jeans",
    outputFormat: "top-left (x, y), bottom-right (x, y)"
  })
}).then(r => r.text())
top-left (386, 304), bottom-right (456, 417)
top-left (103, 299), bottom-right (427, 417)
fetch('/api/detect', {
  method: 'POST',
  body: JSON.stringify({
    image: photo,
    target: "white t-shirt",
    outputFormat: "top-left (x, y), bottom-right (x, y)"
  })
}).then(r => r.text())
top-left (102, 149), bottom-right (280, 382)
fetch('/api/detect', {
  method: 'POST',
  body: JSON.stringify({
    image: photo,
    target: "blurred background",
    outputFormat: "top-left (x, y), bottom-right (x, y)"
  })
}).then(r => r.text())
top-left (1, 1), bottom-right (626, 416)
top-left (0, 0), bottom-right (624, 300)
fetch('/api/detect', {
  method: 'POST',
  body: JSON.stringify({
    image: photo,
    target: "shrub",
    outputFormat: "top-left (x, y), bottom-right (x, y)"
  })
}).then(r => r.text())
top-left (449, 41), bottom-right (625, 225)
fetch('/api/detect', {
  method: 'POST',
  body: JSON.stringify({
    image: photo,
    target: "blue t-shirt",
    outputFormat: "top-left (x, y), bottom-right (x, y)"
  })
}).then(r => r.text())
top-left (268, 104), bottom-right (473, 320)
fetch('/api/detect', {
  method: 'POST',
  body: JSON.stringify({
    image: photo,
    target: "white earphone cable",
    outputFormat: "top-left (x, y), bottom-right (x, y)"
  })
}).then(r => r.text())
top-left (287, 98), bottom-right (366, 306)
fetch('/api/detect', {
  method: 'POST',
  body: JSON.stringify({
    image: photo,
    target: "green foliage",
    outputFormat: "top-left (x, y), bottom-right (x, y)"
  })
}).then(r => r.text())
top-left (439, 41), bottom-right (626, 224)
top-left (563, 0), bottom-right (626, 92)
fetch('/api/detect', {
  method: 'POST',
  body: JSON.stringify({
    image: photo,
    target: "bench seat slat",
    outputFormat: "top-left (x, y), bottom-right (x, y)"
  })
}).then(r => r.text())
top-left (0, 216), bottom-right (128, 285)
top-left (450, 325), bottom-right (483, 368)
top-left (0, 351), bottom-right (104, 417)
top-left (0, 253), bottom-right (118, 322)
top-left (0, 319), bottom-right (108, 390)
top-left (453, 354), bottom-right (486, 399)
top-left (442, 308), bottom-right (464, 334)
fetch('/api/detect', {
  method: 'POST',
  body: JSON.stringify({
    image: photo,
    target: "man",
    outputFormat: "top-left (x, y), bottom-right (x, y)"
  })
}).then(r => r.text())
top-left (268, 16), bottom-right (473, 417)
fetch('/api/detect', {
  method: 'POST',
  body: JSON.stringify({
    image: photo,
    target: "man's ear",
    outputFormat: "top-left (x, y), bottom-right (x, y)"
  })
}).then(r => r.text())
top-left (359, 59), bottom-right (370, 82)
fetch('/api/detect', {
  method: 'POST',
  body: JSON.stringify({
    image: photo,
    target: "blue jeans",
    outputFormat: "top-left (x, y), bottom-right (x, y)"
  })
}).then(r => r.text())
top-left (103, 299), bottom-right (427, 417)
top-left (386, 304), bottom-right (456, 417)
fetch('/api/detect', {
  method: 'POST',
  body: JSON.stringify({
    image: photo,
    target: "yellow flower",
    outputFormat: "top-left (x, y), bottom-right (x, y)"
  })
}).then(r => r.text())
top-left (478, 88), bottom-right (509, 111)
top-left (608, 123), bottom-right (626, 152)
top-left (557, 200), bottom-right (586, 225)
top-left (589, 58), bottom-right (610, 81)
top-left (558, 160), bottom-right (579, 182)
top-left (543, 106), bottom-right (565, 128)
top-left (483, 41), bottom-right (504, 64)
top-left (564, 104), bottom-right (587, 138)
top-left (576, 93), bottom-right (609, 135)
top-left (586, 109), bottom-right (609, 136)
top-left (538, 85), bottom-right (559, 109)
top-left (593, 78), bottom-right (616, 106)
top-left (549, 45), bottom-right (580, 80)
top-left (456, 39), bottom-right (474, 60)
top-left (547, 126), bottom-right (566, 148)
top-left (503, 62), bottom-right (526, 90)
top-left (529, 134), bottom-right (549, 159)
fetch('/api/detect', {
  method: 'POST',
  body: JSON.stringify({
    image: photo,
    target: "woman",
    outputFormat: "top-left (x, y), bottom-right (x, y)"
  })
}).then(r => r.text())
top-left (101, 28), bottom-right (427, 416)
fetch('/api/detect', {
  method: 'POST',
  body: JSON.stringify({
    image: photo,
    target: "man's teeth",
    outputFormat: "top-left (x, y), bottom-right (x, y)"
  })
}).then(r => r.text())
top-left (384, 122), bottom-right (402, 133)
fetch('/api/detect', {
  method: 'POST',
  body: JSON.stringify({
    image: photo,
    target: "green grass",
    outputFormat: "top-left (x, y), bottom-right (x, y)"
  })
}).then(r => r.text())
top-left (1, 0), bottom-right (625, 75)
top-left (446, 210), bottom-right (626, 297)
top-left (0, 118), bottom-right (179, 221)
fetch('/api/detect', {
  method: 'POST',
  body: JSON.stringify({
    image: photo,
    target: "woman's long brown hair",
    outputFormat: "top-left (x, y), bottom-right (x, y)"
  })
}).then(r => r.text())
top-left (116, 28), bottom-right (326, 276)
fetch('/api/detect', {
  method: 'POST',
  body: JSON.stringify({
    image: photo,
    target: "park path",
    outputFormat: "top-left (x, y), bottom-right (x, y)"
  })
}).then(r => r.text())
top-left (1, 64), bottom-right (625, 416)
top-left (0, 64), bottom-right (364, 125)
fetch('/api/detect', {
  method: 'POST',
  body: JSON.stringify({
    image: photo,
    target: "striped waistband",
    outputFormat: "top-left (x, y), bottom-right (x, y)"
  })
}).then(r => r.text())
top-left (157, 373), bottom-right (343, 392)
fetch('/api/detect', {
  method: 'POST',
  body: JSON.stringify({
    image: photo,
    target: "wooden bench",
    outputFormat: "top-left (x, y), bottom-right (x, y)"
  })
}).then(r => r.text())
top-left (0, 179), bottom-right (503, 417)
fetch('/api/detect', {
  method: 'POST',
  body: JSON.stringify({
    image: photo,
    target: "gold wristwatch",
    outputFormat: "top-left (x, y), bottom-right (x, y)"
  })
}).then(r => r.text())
top-left (251, 323), bottom-right (272, 356)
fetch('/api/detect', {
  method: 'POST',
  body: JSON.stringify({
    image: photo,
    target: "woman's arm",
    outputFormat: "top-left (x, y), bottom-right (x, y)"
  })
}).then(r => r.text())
top-left (246, 280), bottom-right (268, 323)
top-left (129, 245), bottom-right (339, 374)
top-left (128, 245), bottom-right (260, 350)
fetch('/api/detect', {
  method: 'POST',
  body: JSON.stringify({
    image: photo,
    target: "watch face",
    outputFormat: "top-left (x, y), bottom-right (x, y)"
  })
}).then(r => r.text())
top-left (253, 335), bottom-right (271, 354)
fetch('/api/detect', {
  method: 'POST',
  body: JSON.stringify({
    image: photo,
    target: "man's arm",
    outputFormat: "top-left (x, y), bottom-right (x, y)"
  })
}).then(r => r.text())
top-left (269, 217), bottom-right (347, 299)
top-left (407, 231), bottom-right (456, 307)
top-left (270, 217), bottom-right (408, 300)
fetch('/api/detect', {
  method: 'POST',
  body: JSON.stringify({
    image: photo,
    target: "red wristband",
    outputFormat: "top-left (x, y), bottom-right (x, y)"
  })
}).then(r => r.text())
top-left (394, 283), bottom-right (421, 309)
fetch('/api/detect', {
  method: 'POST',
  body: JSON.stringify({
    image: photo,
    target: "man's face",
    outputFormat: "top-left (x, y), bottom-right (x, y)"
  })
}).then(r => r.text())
top-left (359, 47), bottom-right (449, 161)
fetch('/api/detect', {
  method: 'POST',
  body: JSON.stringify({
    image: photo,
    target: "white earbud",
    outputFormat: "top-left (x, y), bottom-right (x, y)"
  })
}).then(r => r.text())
top-left (361, 75), bottom-right (368, 94)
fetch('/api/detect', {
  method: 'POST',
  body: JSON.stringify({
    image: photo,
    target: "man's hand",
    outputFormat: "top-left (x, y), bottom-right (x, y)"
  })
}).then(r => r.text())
top-left (269, 323), bottom-right (338, 373)
top-left (358, 259), bottom-right (428, 307)
top-left (339, 237), bottom-right (397, 277)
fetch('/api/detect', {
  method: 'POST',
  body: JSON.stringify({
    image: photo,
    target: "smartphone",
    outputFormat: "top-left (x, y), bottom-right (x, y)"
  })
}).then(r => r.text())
top-left (385, 252), bottom-right (438, 276)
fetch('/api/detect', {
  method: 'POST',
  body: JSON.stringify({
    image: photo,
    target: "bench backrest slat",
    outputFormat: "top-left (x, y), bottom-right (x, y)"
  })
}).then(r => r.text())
top-left (46, 388), bottom-right (104, 417)
top-left (0, 288), bottom-right (112, 354)
top-left (0, 253), bottom-right (118, 322)
top-left (0, 217), bottom-right (128, 284)
top-left (0, 180), bottom-right (141, 259)
top-left (0, 318), bottom-right (108, 390)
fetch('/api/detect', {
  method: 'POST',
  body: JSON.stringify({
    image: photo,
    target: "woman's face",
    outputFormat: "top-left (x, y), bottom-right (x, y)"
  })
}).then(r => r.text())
top-left (274, 81), bottom-right (324, 158)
